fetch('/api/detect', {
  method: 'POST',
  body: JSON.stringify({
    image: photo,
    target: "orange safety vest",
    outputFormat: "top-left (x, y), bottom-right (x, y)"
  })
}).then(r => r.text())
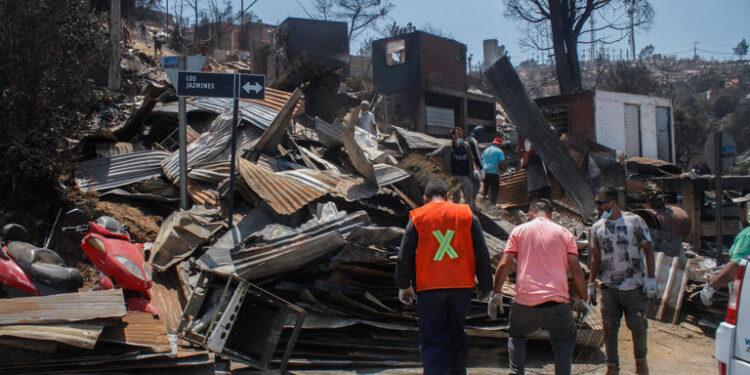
top-left (409, 200), bottom-right (476, 292)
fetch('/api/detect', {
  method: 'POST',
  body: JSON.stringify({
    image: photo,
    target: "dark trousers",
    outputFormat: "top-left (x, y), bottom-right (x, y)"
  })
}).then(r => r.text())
top-left (601, 287), bottom-right (648, 366)
top-left (508, 302), bottom-right (577, 375)
top-left (484, 173), bottom-right (500, 204)
top-left (417, 288), bottom-right (473, 375)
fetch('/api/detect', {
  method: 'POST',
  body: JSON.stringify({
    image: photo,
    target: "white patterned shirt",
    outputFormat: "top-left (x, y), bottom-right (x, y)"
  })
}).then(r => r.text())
top-left (591, 212), bottom-right (652, 291)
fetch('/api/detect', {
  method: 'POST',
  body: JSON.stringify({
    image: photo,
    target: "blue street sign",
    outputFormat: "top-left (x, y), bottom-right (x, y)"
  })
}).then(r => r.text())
top-left (237, 74), bottom-right (266, 100)
top-left (177, 71), bottom-right (236, 98)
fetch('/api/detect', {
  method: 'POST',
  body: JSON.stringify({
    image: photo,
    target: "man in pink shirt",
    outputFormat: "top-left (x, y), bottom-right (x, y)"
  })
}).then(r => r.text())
top-left (488, 199), bottom-right (588, 375)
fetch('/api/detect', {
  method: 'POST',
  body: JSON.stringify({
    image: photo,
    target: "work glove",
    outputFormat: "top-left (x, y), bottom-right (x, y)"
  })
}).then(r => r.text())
top-left (573, 298), bottom-right (591, 324)
top-left (643, 277), bottom-right (657, 300)
top-left (487, 292), bottom-right (504, 320)
top-left (477, 290), bottom-right (492, 302)
top-left (398, 286), bottom-right (416, 306)
top-left (587, 282), bottom-right (598, 306)
top-left (699, 282), bottom-right (717, 306)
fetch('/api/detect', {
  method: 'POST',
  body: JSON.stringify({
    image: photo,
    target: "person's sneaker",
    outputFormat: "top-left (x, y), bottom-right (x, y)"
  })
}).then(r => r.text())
top-left (605, 363), bottom-right (619, 375)
top-left (635, 359), bottom-right (649, 375)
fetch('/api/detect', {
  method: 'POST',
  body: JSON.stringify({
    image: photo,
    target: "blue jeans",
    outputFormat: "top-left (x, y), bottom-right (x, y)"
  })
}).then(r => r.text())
top-left (508, 302), bottom-right (577, 375)
top-left (417, 288), bottom-right (473, 375)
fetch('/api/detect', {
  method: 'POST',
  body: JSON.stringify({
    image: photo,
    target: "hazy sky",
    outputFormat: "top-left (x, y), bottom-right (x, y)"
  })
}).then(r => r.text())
top-left (215, 0), bottom-right (749, 62)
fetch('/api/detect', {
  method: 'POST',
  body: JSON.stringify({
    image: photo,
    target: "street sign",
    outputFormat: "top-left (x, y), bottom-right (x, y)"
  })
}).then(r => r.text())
top-left (176, 72), bottom-right (266, 101)
top-left (704, 131), bottom-right (737, 173)
top-left (238, 74), bottom-right (266, 100)
top-left (177, 71), bottom-right (236, 98)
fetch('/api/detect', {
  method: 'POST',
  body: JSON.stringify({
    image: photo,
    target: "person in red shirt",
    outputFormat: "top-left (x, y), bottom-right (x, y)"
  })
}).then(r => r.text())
top-left (488, 199), bottom-right (588, 375)
top-left (396, 179), bottom-right (493, 375)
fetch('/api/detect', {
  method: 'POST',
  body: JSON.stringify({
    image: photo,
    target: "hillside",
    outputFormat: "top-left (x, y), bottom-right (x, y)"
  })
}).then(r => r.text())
top-left (483, 57), bottom-right (750, 171)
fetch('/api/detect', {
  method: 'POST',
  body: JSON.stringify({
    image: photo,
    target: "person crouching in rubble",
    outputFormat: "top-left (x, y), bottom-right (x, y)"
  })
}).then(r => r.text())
top-left (395, 179), bottom-right (493, 375)
top-left (696, 198), bottom-right (750, 306)
top-left (356, 100), bottom-right (378, 136)
top-left (489, 198), bottom-right (588, 375)
top-left (430, 128), bottom-right (477, 207)
top-left (521, 139), bottom-right (551, 201)
top-left (588, 186), bottom-right (657, 375)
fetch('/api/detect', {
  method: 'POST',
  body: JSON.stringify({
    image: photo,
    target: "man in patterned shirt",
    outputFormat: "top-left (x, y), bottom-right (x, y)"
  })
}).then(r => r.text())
top-left (589, 187), bottom-right (657, 375)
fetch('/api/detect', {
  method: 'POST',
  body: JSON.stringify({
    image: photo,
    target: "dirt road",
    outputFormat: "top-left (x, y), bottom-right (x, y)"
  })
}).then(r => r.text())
top-left (292, 319), bottom-right (716, 374)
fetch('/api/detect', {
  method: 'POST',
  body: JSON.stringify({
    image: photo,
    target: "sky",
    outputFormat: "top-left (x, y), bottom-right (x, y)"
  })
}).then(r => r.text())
top-left (208, 0), bottom-right (750, 63)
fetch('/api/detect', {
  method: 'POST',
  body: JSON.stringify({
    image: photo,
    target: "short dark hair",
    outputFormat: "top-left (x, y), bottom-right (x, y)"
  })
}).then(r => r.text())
top-left (449, 127), bottom-right (462, 137)
top-left (424, 179), bottom-right (449, 198)
top-left (529, 198), bottom-right (553, 215)
top-left (596, 186), bottom-right (618, 201)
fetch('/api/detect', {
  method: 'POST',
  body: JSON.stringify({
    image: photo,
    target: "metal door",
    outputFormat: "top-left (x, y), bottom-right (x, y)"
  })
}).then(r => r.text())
top-left (624, 104), bottom-right (642, 157)
top-left (656, 107), bottom-right (672, 162)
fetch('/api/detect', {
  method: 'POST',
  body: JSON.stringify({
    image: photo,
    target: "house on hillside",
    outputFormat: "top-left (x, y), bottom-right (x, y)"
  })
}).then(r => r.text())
top-left (266, 18), bottom-right (349, 84)
top-left (535, 90), bottom-right (675, 162)
top-left (372, 31), bottom-right (496, 136)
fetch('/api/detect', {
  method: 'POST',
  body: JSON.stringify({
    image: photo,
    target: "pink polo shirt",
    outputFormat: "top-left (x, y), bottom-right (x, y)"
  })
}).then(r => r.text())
top-left (504, 216), bottom-right (578, 306)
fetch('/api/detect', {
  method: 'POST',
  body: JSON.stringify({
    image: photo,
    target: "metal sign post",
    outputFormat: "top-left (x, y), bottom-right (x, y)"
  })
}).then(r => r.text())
top-left (178, 56), bottom-right (188, 210)
top-left (175, 70), bottom-right (265, 228)
top-left (227, 75), bottom-right (240, 230)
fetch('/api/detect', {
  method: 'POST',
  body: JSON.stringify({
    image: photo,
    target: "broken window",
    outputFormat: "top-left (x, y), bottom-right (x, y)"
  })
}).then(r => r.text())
top-left (541, 105), bottom-right (569, 134)
top-left (386, 39), bottom-right (406, 66)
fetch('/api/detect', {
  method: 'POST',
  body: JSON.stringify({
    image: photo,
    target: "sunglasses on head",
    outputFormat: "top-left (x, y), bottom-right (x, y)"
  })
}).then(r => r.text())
top-left (595, 199), bottom-right (612, 206)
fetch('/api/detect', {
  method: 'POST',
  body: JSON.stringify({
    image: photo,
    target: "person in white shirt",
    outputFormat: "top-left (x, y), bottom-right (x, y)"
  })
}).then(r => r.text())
top-left (357, 100), bottom-right (378, 136)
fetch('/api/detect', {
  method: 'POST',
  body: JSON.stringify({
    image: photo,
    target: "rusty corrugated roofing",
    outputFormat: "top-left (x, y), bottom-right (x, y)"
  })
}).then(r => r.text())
top-left (0, 289), bottom-right (126, 325)
top-left (239, 158), bottom-right (327, 215)
top-left (100, 311), bottom-right (171, 353)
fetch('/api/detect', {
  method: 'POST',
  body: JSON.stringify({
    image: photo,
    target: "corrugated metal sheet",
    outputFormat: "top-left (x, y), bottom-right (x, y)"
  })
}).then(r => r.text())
top-left (487, 57), bottom-right (596, 216)
top-left (238, 158), bottom-right (327, 215)
top-left (373, 163), bottom-right (410, 187)
top-left (0, 323), bottom-right (104, 350)
top-left (161, 113), bottom-right (262, 182)
top-left (245, 87), bottom-right (304, 116)
top-left (278, 168), bottom-right (379, 201)
top-left (233, 210), bottom-right (370, 280)
top-left (188, 161), bottom-right (231, 182)
top-left (191, 97), bottom-right (278, 131)
top-left (0, 289), bottom-right (126, 325)
top-left (76, 150), bottom-right (170, 192)
top-left (393, 125), bottom-right (449, 151)
top-left (100, 312), bottom-right (172, 353)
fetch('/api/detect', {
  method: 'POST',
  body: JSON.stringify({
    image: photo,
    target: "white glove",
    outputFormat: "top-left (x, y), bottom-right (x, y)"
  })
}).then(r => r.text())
top-left (587, 282), bottom-right (598, 306)
top-left (398, 287), bottom-right (416, 306)
top-left (487, 292), bottom-right (504, 320)
top-left (643, 277), bottom-right (657, 300)
top-left (473, 169), bottom-right (485, 181)
top-left (573, 298), bottom-right (591, 324)
top-left (699, 282), bottom-right (717, 306)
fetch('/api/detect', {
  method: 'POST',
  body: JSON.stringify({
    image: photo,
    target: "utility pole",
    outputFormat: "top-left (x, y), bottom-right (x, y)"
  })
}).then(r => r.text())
top-left (108, 0), bottom-right (122, 91)
top-left (590, 15), bottom-right (595, 61)
top-left (165, 0), bottom-right (169, 28)
top-left (694, 42), bottom-right (699, 59)
top-left (628, 0), bottom-right (636, 61)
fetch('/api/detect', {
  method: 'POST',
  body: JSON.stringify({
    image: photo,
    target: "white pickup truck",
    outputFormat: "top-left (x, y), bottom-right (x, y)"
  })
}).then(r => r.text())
top-left (716, 256), bottom-right (750, 374)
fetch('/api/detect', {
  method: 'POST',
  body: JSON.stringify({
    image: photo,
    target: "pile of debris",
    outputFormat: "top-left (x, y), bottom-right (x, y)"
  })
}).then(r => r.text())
top-left (1, 51), bottom-right (614, 371)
